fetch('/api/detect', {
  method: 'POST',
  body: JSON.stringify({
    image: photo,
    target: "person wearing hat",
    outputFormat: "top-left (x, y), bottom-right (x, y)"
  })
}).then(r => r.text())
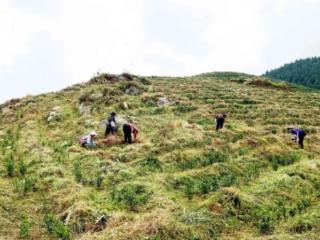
top-left (105, 112), bottom-right (117, 137)
top-left (80, 130), bottom-right (97, 148)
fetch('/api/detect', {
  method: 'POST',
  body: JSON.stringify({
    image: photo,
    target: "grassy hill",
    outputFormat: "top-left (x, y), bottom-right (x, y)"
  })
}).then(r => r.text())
top-left (1, 73), bottom-right (320, 240)
top-left (264, 57), bottom-right (320, 89)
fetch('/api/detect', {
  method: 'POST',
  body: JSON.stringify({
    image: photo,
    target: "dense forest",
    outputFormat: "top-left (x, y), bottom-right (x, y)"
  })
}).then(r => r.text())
top-left (264, 57), bottom-right (320, 88)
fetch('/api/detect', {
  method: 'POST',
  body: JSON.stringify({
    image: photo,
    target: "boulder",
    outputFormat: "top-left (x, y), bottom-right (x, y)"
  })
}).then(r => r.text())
top-left (122, 102), bottom-right (129, 110)
top-left (52, 106), bottom-right (61, 112)
top-left (91, 92), bottom-right (104, 100)
top-left (125, 86), bottom-right (141, 96)
top-left (79, 103), bottom-right (91, 115)
top-left (157, 97), bottom-right (170, 106)
top-left (47, 107), bottom-right (63, 123)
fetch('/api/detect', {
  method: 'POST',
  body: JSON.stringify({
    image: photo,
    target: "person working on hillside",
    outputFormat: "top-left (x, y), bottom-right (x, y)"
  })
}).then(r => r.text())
top-left (215, 113), bottom-right (226, 131)
top-left (287, 127), bottom-right (306, 149)
top-left (80, 131), bottom-right (97, 148)
top-left (105, 112), bottom-right (117, 137)
top-left (123, 121), bottom-right (139, 144)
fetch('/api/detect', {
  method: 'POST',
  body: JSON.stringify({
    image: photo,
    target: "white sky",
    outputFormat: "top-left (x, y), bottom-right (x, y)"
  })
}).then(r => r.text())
top-left (0, 0), bottom-right (320, 103)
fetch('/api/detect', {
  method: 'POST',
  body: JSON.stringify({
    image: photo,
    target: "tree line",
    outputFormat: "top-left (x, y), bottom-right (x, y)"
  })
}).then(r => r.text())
top-left (264, 57), bottom-right (320, 89)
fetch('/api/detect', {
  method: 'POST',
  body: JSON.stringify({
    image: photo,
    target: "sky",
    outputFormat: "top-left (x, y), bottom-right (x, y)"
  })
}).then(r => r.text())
top-left (0, 0), bottom-right (320, 103)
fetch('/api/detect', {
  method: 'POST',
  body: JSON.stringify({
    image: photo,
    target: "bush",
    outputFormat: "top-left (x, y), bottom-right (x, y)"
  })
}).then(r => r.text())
top-left (95, 175), bottom-right (104, 189)
top-left (267, 153), bottom-right (300, 170)
top-left (54, 222), bottom-right (71, 240)
top-left (20, 215), bottom-right (32, 238)
top-left (73, 161), bottom-right (83, 183)
top-left (112, 184), bottom-right (151, 210)
top-left (172, 175), bottom-right (219, 199)
top-left (44, 213), bottom-right (56, 234)
top-left (174, 104), bottom-right (197, 113)
top-left (139, 155), bottom-right (162, 172)
top-left (241, 98), bottom-right (257, 105)
top-left (44, 213), bottom-right (71, 239)
top-left (19, 160), bottom-right (27, 176)
top-left (5, 155), bottom-right (14, 177)
top-left (290, 219), bottom-right (313, 233)
top-left (259, 216), bottom-right (274, 235)
top-left (23, 176), bottom-right (38, 193)
top-left (179, 150), bottom-right (228, 170)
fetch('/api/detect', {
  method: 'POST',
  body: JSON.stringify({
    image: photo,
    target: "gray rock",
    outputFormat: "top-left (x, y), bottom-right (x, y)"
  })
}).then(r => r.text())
top-left (47, 109), bottom-right (63, 123)
top-left (52, 106), bottom-right (61, 112)
top-left (125, 86), bottom-right (141, 96)
top-left (91, 92), bottom-right (104, 100)
top-left (157, 97), bottom-right (170, 106)
top-left (122, 102), bottom-right (129, 110)
top-left (79, 103), bottom-right (91, 115)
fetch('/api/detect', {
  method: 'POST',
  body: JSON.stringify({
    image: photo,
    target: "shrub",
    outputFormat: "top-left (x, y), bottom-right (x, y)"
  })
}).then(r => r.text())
top-left (73, 161), bottom-right (83, 183)
top-left (44, 213), bottom-right (71, 239)
top-left (18, 160), bottom-right (27, 176)
top-left (54, 222), bottom-right (71, 240)
top-left (259, 216), bottom-right (274, 235)
top-left (112, 184), bottom-right (151, 210)
top-left (140, 155), bottom-right (162, 172)
top-left (179, 150), bottom-right (228, 170)
top-left (172, 175), bottom-right (219, 199)
top-left (23, 176), bottom-right (38, 194)
top-left (267, 153), bottom-right (300, 170)
top-left (241, 98), bottom-right (257, 105)
top-left (6, 156), bottom-right (14, 177)
top-left (20, 215), bottom-right (32, 238)
top-left (44, 213), bottom-right (56, 234)
top-left (95, 175), bottom-right (104, 189)
top-left (290, 219), bottom-right (313, 233)
top-left (174, 104), bottom-right (197, 113)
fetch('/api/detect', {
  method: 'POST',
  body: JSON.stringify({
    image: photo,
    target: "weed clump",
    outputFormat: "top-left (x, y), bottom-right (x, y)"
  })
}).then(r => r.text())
top-left (259, 216), bottom-right (274, 235)
top-left (139, 155), bottom-right (162, 172)
top-left (172, 175), bottom-right (219, 199)
top-left (20, 215), bottom-right (33, 238)
top-left (5, 155), bottom-right (14, 177)
top-left (178, 150), bottom-right (228, 170)
top-left (267, 153), bottom-right (300, 170)
top-left (290, 219), bottom-right (313, 233)
top-left (44, 213), bottom-right (71, 240)
top-left (112, 183), bottom-right (151, 210)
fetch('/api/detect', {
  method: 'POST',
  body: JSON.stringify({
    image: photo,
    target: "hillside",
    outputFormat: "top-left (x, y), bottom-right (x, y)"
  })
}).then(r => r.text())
top-left (264, 57), bottom-right (320, 88)
top-left (1, 73), bottom-right (320, 240)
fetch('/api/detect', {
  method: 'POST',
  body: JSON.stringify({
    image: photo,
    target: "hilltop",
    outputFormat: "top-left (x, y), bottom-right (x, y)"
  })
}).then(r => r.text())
top-left (1, 72), bottom-right (320, 240)
top-left (264, 57), bottom-right (320, 89)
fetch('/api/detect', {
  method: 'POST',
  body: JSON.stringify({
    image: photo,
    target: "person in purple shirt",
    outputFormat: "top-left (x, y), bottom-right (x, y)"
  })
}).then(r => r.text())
top-left (287, 127), bottom-right (306, 149)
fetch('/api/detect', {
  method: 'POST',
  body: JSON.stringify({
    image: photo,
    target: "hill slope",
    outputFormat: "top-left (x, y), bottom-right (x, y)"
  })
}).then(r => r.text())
top-left (1, 73), bottom-right (320, 240)
top-left (264, 57), bottom-right (320, 88)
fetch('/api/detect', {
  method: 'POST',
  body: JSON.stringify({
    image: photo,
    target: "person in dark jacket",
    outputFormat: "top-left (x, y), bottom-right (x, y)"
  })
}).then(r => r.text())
top-left (123, 123), bottom-right (132, 144)
top-left (123, 121), bottom-right (139, 144)
top-left (287, 127), bottom-right (306, 149)
top-left (215, 113), bottom-right (226, 131)
top-left (105, 112), bottom-right (117, 137)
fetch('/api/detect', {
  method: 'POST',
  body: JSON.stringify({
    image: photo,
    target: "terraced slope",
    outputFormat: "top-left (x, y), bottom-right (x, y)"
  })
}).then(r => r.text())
top-left (0, 73), bottom-right (320, 240)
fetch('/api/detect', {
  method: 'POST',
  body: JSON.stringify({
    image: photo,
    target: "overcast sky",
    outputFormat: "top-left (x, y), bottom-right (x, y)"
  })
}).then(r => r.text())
top-left (1, 0), bottom-right (320, 103)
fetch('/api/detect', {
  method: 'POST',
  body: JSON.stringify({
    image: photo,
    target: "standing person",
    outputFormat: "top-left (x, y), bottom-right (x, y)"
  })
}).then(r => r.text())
top-left (80, 131), bottom-right (97, 148)
top-left (123, 121), bottom-right (139, 144)
top-left (287, 127), bottom-right (306, 149)
top-left (105, 112), bottom-right (117, 137)
top-left (129, 121), bottom-right (139, 142)
top-left (215, 113), bottom-right (226, 131)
